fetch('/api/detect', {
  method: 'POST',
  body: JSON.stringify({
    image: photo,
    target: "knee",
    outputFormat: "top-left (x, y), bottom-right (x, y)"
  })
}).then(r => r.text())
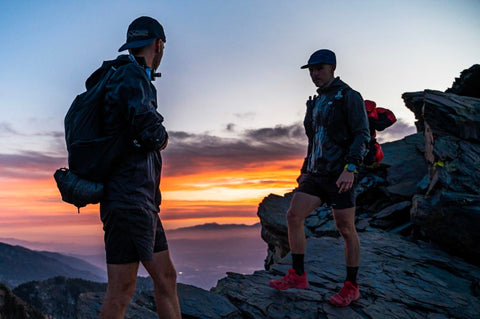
top-left (105, 281), bottom-right (136, 307)
top-left (335, 222), bottom-right (355, 239)
top-left (286, 209), bottom-right (303, 225)
top-left (153, 267), bottom-right (178, 294)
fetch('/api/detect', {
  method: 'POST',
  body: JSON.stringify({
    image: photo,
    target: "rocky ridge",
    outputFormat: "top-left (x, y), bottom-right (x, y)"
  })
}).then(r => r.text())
top-left (0, 283), bottom-right (47, 319)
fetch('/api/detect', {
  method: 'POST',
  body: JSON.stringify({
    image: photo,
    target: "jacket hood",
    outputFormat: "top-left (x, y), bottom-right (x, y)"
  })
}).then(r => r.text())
top-left (85, 55), bottom-right (132, 90)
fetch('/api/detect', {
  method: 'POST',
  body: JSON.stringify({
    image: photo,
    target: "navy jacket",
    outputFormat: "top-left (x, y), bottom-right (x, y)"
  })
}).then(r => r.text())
top-left (91, 55), bottom-right (168, 212)
top-left (301, 77), bottom-right (370, 175)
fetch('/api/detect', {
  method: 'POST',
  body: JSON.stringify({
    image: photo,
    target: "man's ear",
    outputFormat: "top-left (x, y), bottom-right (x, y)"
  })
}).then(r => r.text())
top-left (155, 39), bottom-right (163, 53)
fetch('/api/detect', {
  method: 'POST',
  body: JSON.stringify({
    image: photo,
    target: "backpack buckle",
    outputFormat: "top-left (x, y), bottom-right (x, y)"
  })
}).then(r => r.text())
top-left (335, 90), bottom-right (343, 100)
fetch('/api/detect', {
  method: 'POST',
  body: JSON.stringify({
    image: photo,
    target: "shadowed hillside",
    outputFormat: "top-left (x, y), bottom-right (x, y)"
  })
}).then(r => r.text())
top-left (0, 242), bottom-right (106, 288)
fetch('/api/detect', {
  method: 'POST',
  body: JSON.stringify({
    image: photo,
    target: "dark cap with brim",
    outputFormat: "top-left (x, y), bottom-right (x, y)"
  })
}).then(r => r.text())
top-left (118, 16), bottom-right (166, 52)
top-left (301, 49), bottom-right (336, 69)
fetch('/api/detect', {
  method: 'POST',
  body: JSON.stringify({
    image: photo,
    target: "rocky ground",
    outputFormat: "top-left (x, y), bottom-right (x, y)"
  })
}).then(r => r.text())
top-left (8, 227), bottom-right (480, 319)
top-left (213, 232), bottom-right (480, 319)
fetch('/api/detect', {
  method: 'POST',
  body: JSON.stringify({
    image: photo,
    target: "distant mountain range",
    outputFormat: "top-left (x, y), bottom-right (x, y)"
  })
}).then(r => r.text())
top-left (170, 222), bottom-right (261, 232)
top-left (0, 222), bottom-right (264, 290)
top-left (0, 242), bottom-right (106, 289)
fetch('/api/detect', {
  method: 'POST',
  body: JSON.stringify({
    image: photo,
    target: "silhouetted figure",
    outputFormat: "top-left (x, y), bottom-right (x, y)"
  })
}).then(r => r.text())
top-left (96, 17), bottom-right (181, 319)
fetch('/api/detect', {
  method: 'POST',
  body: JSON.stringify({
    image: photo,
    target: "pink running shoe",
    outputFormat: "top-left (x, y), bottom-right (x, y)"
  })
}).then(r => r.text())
top-left (269, 269), bottom-right (309, 290)
top-left (329, 281), bottom-right (360, 306)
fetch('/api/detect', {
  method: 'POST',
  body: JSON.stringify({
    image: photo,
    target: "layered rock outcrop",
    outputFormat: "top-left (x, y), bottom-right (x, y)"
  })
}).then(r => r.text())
top-left (403, 78), bottom-right (480, 265)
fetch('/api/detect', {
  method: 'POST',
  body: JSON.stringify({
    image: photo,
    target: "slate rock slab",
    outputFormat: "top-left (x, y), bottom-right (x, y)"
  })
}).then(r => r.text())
top-left (178, 283), bottom-right (242, 319)
top-left (213, 232), bottom-right (480, 319)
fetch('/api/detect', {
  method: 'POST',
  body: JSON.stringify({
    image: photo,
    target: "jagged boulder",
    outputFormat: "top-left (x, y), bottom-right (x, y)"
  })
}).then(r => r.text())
top-left (380, 132), bottom-right (427, 198)
top-left (446, 64), bottom-right (480, 98)
top-left (402, 87), bottom-right (480, 265)
top-left (422, 90), bottom-right (480, 141)
top-left (257, 193), bottom-right (291, 269)
top-left (0, 283), bottom-right (48, 319)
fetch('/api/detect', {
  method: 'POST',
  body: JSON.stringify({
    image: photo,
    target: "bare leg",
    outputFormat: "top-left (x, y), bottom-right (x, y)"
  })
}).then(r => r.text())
top-left (287, 192), bottom-right (322, 254)
top-left (332, 207), bottom-right (360, 267)
top-left (142, 250), bottom-right (181, 319)
top-left (99, 262), bottom-right (139, 319)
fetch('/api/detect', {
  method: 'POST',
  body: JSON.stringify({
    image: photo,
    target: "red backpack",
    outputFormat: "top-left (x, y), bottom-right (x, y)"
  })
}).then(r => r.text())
top-left (364, 100), bottom-right (397, 165)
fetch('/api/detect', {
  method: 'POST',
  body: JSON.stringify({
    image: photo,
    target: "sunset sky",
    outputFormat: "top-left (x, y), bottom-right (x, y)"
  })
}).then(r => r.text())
top-left (0, 0), bottom-right (479, 254)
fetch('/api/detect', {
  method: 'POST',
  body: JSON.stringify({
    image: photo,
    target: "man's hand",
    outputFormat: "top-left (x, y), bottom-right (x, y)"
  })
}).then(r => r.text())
top-left (336, 169), bottom-right (355, 193)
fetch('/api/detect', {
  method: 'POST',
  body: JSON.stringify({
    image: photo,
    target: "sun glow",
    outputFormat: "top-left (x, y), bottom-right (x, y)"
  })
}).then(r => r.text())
top-left (0, 157), bottom-right (302, 252)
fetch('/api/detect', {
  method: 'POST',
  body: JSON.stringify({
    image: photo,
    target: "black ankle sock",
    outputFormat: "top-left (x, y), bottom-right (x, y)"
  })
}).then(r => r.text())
top-left (292, 254), bottom-right (305, 276)
top-left (346, 266), bottom-right (359, 285)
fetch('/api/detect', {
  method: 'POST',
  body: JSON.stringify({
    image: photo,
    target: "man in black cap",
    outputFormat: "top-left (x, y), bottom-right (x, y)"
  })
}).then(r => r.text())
top-left (269, 49), bottom-right (370, 307)
top-left (95, 16), bottom-right (181, 318)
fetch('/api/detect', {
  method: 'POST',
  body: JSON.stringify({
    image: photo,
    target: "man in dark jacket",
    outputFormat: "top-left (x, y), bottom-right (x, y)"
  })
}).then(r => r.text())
top-left (97, 17), bottom-right (181, 318)
top-left (269, 49), bottom-right (370, 307)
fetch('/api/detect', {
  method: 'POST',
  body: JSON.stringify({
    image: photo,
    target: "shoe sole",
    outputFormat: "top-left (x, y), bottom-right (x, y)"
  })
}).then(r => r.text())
top-left (268, 283), bottom-right (309, 290)
top-left (329, 294), bottom-right (360, 307)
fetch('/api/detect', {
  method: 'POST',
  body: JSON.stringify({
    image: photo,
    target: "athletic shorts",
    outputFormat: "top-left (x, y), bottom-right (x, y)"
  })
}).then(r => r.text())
top-left (100, 206), bottom-right (168, 264)
top-left (295, 173), bottom-right (357, 209)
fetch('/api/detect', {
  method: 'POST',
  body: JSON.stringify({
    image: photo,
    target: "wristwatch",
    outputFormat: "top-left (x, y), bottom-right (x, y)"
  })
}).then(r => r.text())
top-left (345, 163), bottom-right (357, 173)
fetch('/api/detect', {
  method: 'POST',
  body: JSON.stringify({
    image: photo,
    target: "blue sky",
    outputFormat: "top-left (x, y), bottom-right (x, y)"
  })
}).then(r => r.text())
top-left (0, 0), bottom-right (479, 155)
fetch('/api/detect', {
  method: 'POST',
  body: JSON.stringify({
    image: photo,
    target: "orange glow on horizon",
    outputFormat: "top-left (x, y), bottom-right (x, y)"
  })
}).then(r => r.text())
top-left (0, 157), bottom-right (302, 252)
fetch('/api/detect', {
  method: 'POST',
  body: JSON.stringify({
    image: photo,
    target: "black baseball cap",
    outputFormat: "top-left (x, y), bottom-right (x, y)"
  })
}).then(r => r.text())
top-left (118, 16), bottom-right (166, 52)
top-left (301, 49), bottom-right (336, 69)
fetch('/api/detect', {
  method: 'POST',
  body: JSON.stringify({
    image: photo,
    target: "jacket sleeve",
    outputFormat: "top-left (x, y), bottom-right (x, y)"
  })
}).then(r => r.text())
top-left (300, 97), bottom-right (315, 173)
top-left (344, 90), bottom-right (370, 166)
top-left (105, 65), bottom-right (168, 151)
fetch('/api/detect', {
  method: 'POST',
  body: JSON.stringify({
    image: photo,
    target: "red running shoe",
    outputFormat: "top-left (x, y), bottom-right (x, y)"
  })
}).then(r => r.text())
top-left (269, 269), bottom-right (309, 290)
top-left (329, 281), bottom-right (360, 306)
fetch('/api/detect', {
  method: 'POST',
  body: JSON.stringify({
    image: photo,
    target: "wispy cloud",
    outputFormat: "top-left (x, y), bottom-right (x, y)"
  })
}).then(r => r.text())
top-left (163, 123), bottom-right (306, 176)
top-left (0, 122), bottom-right (63, 138)
top-left (0, 119), bottom-right (416, 181)
top-left (0, 123), bottom-right (306, 180)
top-left (34, 131), bottom-right (64, 138)
top-left (0, 122), bottom-right (19, 135)
top-left (233, 112), bottom-right (256, 121)
top-left (0, 151), bottom-right (66, 179)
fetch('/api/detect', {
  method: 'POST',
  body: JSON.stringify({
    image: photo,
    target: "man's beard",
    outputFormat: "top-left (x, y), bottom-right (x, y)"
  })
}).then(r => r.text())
top-left (152, 51), bottom-right (163, 71)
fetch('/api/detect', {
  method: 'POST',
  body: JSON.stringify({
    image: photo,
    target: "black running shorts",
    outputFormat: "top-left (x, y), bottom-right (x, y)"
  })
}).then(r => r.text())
top-left (296, 173), bottom-right (357, 209)
top-left (100, 206), bottom-right (168, 264)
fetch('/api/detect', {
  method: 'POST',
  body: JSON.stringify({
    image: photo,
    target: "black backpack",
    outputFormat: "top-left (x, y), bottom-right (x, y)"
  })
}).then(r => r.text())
top-left (54, 61), bottom-right (130, 211)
